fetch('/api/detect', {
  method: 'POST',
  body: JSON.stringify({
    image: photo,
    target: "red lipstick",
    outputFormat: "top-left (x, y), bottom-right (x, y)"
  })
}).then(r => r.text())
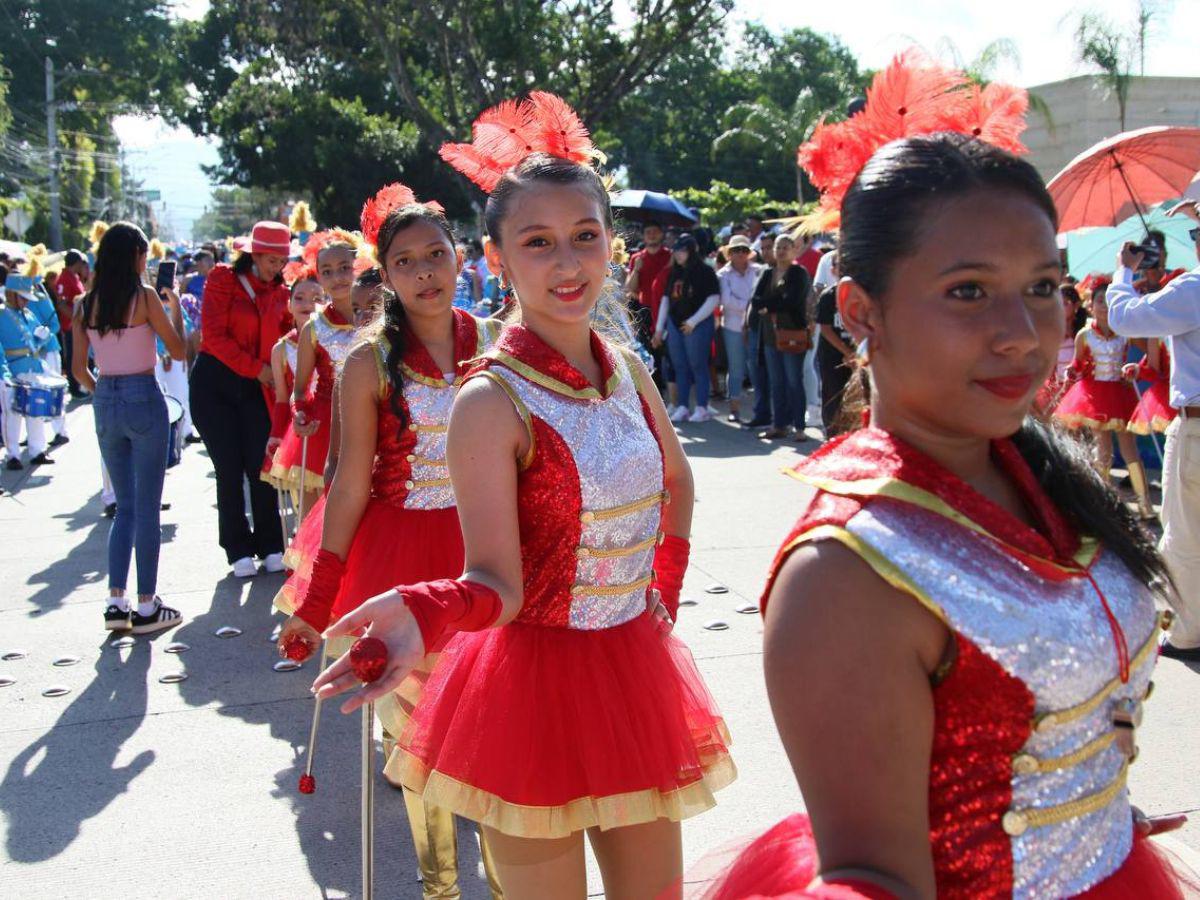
top-left (975, 374), bottom-right (1035, 400)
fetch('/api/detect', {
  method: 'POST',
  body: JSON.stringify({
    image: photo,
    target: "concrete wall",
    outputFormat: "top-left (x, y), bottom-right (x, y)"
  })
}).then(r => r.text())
top-left (1023, 75), bottom-right (1200, 183)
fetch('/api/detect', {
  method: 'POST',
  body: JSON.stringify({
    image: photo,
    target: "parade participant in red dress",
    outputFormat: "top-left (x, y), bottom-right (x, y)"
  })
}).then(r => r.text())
top-left (284, 231), bottom-right (361, 519)
top-left (690, 52), bottom-right (1197, 900)
top-left (313, 93), bottom-right (733, 900)
top-left (263, 276), bottom-right (322, 490)
top-left (275, 188), bottom-right (505, 898)
top-left (1054, 282), bottom-right (1154, 518)
top-left (1033, 284), bottom-right (1086, 416)
top-left (1129, 339), bottom-right (1177, 436)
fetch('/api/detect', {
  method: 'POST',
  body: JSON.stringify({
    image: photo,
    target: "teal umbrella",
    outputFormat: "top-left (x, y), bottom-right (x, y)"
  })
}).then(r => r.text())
top-left (1065, 201), bottom-right (1196, 279)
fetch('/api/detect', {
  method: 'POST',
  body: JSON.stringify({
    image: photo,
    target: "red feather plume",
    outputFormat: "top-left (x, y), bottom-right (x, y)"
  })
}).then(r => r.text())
top-left (282, 260), bottom-right (314, 287)
top-left (795, 49), bottom-right (1030, 232)
top-left (440, 92), bottom-right (598, 193)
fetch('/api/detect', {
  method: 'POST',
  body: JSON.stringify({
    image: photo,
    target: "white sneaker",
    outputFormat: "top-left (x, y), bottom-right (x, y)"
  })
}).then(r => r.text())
top-left (688, 407), bottom-right (712, 423)
top-left (262, 552), bottom-right (286, 574)
top-left (669, 406), bottom-right (690, 423)
top-left (232, 556), bottom-right (257, 578)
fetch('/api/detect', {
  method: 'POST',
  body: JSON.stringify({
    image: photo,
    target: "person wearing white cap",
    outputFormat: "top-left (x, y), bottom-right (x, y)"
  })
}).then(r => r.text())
top-left (0, 272), bottom-right (54, 468)
top-left (27, 276), bottom-right (70, 446)
top-left (189, 221), bottom-right (292, 578)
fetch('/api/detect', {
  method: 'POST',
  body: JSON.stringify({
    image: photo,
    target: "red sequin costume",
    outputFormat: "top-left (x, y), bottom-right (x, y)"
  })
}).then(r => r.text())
top-left (269, 306), bottom-right (356, 492)
top-left (389, 324), bottom-right (735, 838)
top-left (276, 309), bottom-right (499, 629)
top-left (698, 428), bottom-right (1194, 899)
top-left (1054, 323), bottom-right (1138, 431)
top-left (1129, 345), bottom-right (1177, 435)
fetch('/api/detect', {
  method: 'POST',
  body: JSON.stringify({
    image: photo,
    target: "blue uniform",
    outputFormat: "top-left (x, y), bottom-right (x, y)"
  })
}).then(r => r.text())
top-left (26, 290), bottom-right (62, 356)
top-left (0, 304), bottom-right (48, 380)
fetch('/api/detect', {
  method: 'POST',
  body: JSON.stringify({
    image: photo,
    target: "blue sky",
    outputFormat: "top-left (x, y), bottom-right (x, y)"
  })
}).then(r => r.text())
top-left (120, 0), bottom-right (1200, 240)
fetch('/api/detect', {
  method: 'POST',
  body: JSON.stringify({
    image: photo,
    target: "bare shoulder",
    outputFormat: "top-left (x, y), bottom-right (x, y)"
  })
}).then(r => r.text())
top-left (340, 343), bottom-right (380, 388)
top-left (766, 538), bottom-right (949, 674)
top-left (454, 374), bottom-right (521, 422)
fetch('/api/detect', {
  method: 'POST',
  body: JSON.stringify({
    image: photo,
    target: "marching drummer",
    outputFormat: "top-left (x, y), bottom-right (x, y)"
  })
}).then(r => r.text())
top-left (0, 273), bottom-right (55, 470)
top-left (28, 275), bottom-right (70, 447)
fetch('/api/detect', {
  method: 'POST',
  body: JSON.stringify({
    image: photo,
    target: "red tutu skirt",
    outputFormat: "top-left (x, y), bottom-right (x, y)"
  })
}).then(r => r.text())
top-left (686, 815), bottom-right (1200, 899)
top-left (390, 612), bottom-right (736, 839)
top-left (1054, 378), bottom-right (1138, 430)
top-left (1129, 381), bottom-right (1177, 435)
top-left (276, 500), bottom-right (464, 625)
top-left (263, 394), bottom-right (332, 493)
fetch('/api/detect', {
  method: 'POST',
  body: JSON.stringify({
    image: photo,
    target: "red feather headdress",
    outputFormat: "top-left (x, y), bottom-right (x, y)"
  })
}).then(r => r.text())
top-left (440, 91), bottom-right (601, 193)
top-left (301, 228), bottom-right (361, 272)
top-left (282, 260), bottom-right (314, 287)
top-left (359, 182), bottom-right (445, 249)
top-left (795, 49), bottom-right (1030, 232)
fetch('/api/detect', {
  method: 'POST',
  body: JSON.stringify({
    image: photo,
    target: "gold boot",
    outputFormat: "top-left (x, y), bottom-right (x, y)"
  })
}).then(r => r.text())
top-left (402, 787), bottom-right (462, 899)
top-left (1127, 459), bottom-right (1156, 520)
top-left (478, 828), bottom-right (505, 899)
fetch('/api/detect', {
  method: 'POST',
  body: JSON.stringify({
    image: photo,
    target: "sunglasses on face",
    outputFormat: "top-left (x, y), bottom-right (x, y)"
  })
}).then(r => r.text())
top-left (730, 248), bottom-right (751, 255)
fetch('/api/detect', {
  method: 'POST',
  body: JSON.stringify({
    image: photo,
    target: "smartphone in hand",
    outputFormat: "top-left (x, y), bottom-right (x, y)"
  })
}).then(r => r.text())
top-left (155, 260), bottom-right (177, 296)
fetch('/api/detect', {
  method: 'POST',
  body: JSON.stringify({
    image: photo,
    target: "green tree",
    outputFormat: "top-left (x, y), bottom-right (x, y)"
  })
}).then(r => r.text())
top-left (0, 0), bottom-right (177, 245)
top-left (710, 93), bottom-right (824, 201)
top-left (673, 181), bottom-right (797, 229)
top-left (168, 0), bottom-right (733, 223)
top-left (191, 186), bottom-right (290, 242)
top-left (1071, 12), bottom-right (1136, 131)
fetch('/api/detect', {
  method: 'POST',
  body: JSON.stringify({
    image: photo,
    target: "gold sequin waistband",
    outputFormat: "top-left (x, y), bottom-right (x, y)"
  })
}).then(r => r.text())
top-left (1002, 762), bottom-right (1128, 836)
top-left (404, 477), bottom-right (452, 490)
top-left (580, 490), bottom-right (668, 524)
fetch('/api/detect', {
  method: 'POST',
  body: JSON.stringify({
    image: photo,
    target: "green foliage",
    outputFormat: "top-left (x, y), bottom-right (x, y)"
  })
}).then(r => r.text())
top-left (191, 186), bottom-right (288, 242)
top-left (673, 181), bottom-right (797, 228)
top-left (1072, 12), bottom-right (1135, 130)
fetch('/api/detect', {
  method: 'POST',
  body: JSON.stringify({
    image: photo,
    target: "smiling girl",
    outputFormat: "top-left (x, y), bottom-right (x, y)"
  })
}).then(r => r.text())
top-left (277, 185), bottom-right (503, 898)
top-left (312, 94), bottom-right (733, 900)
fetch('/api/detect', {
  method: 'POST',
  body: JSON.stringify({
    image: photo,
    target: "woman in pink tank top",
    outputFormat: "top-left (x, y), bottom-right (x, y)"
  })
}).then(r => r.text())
top-left (71, 222), bottom-right (188, 636)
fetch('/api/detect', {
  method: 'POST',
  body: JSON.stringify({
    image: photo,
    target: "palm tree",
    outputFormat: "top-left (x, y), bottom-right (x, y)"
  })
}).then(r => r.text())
top-left (710, 90), bottom-right (825, 201)
top-left (934, 37), bottom-right (1055, 133)
top-left (1071, 13), bottom-right (1135, 131)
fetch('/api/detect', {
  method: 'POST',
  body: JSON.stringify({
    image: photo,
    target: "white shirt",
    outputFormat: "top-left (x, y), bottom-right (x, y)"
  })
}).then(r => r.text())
top-left (813, 251), bottom-right (837, 295)
top-left (717, 263), bottom-right (761, 333)
top-left (1108, 264), bottom-right (1200, 407)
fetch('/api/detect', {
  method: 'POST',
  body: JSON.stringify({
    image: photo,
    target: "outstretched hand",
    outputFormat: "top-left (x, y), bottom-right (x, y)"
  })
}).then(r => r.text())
top-left (310, 589), bottom-right (426, 713)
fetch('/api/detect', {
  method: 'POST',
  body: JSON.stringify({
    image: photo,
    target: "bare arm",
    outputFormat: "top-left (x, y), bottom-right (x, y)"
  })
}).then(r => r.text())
top-left (1069, 328), bottom-right (1089, 374)
top-left (71, 313), bottom-right (95, 393)
top-left (324, 377), bottom-right (343, 484)
top-left (764, 540), bottom-right (948, 898)
top-left (270, 341), bottom-right (290, 404)
top-left (146, 288), bottom-right (186, 360)
top-left (316, 347), bottom-right (378, 558)
top-left (820, 324), bottom-right (855, 360)
top-left (292, 321), bottom-right (317, 404)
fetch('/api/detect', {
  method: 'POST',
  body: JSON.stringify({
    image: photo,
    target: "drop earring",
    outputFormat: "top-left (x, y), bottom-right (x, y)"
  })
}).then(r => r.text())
top-left (856, 337), bottom-right (871, 365)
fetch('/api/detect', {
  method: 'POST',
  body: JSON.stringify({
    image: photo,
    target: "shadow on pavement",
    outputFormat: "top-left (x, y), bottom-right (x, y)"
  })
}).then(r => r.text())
top-left (1, 643), bottom-right (154, 863)
top-left (23, 494), bottom-right (109, 617)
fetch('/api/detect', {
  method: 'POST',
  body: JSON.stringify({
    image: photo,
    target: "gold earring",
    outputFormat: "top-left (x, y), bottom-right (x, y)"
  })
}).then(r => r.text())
top-left (856, 337), bottom-right (871, 365)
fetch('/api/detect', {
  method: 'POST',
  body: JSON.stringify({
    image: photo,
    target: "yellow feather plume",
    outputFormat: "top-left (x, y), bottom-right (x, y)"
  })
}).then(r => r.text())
top-left (29, 243), bottom-right (47, 258)
top-left (289, 201), bottom-right (317, 235)
top-left (88, 221), bottom-right (110, 246)
top-left (22, 255), bottom-right (43, 278)
top-left (149, 239), bottom-right (167, 260)
top-left (610, 236), bottom-right (628, 267)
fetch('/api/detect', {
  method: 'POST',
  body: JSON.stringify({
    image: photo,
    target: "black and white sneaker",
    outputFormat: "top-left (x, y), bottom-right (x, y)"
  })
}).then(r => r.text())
top-left (49, 434), bottom-right (70, 448)
top-left (5, 457), bottom-right (23, 471)
top-left (129, 599), bottom-right (182, 635)
top-left (104, 604), bottom-right (133, 631)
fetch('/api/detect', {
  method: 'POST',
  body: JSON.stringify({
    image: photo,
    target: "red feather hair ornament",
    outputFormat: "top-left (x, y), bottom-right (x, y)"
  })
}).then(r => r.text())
top-left (440, 91), bottom-right (599, 193)
top-left (795, 49), bottom-right (1030, 231)
top-left (359, 182), bottom-right (444, 249)
top-left (282, 260), bottom-right (314, 287)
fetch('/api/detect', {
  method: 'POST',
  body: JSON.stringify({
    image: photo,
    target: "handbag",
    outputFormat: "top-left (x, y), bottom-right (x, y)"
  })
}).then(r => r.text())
top-left (773, 313), bottom-right (811, 354)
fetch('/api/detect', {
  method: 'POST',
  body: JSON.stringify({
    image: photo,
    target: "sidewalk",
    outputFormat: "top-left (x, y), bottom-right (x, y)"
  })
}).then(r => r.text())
top-left (0, 398), bottom-right (1196, 898)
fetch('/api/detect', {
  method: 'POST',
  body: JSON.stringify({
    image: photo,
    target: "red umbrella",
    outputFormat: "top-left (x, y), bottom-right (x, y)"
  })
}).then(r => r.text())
top-left (1047, 126), bottom-right (1200, 233)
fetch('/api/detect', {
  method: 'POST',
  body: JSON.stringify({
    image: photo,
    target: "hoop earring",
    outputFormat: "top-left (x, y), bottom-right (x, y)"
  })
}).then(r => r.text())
top-left (856, 337), bottom-right (871, 365)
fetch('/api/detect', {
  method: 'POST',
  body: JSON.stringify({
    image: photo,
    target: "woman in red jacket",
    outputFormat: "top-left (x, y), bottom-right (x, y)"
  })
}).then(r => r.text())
top-left (190, 221), bottom-right (292, 579)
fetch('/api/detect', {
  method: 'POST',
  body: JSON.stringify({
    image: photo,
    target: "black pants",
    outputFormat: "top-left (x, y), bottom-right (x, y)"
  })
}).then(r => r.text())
top-left (189, 352), bottom-right (283, 562)
top-left (817, 346), bottom-right (854, 437)
top-left (61, 329), bottom-right (82, 393)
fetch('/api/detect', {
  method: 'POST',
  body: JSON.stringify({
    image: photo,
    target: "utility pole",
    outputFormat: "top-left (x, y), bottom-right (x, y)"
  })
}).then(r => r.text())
top-left (45, 56), bottom-right (63, 251)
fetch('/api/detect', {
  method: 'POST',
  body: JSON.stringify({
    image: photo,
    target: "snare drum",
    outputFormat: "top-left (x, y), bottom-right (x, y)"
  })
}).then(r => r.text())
top-left (12, 372), bottom-right (68, 419)
top-left (165, 395), bottom-right (184, 468)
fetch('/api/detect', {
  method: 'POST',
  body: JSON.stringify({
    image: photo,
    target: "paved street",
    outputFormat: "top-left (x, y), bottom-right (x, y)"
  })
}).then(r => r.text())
top-left (0, 394), bottom-right (1197, 899)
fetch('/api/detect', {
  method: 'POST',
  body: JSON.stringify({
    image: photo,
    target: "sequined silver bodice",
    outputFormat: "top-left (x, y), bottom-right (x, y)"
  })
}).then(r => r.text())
top-left (489, 352), bottom-right (664, 630)
top-left (1084, 328), bottom-right (1128, 382)
top-left (845, 499), bottom-right (1158, 898)
top-left (398, 374), bottom-right (457, 510)
top-left (312, 311), bottom-right (357, 373)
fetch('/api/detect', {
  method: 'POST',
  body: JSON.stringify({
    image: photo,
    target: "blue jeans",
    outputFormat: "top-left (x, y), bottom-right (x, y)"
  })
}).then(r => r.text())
top-left (720, 327), bottom-right (748, 401)
top-left (666, 317), bottom-right (714, 409)
top-left (746, 322), bottom-right (771, 422)
top-left (764, 342), bottom-right (808, 430)
top-left (93, 374), bottom-right (169, 596)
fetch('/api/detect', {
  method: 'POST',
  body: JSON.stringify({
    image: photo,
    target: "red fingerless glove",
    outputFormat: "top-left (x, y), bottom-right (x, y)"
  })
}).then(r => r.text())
top-left (292, 395), bottom-right (316, 421)
top-left (1135, 358), bottom-right (1160, 383)
top-left (270, 400), bottom-right (292, 440)
top-left (294, 549), bottom-right (346, 632)
top-left (400, 578), bottom-right (503, 654)
top-left (651, 534), bottom-right (690, 622)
